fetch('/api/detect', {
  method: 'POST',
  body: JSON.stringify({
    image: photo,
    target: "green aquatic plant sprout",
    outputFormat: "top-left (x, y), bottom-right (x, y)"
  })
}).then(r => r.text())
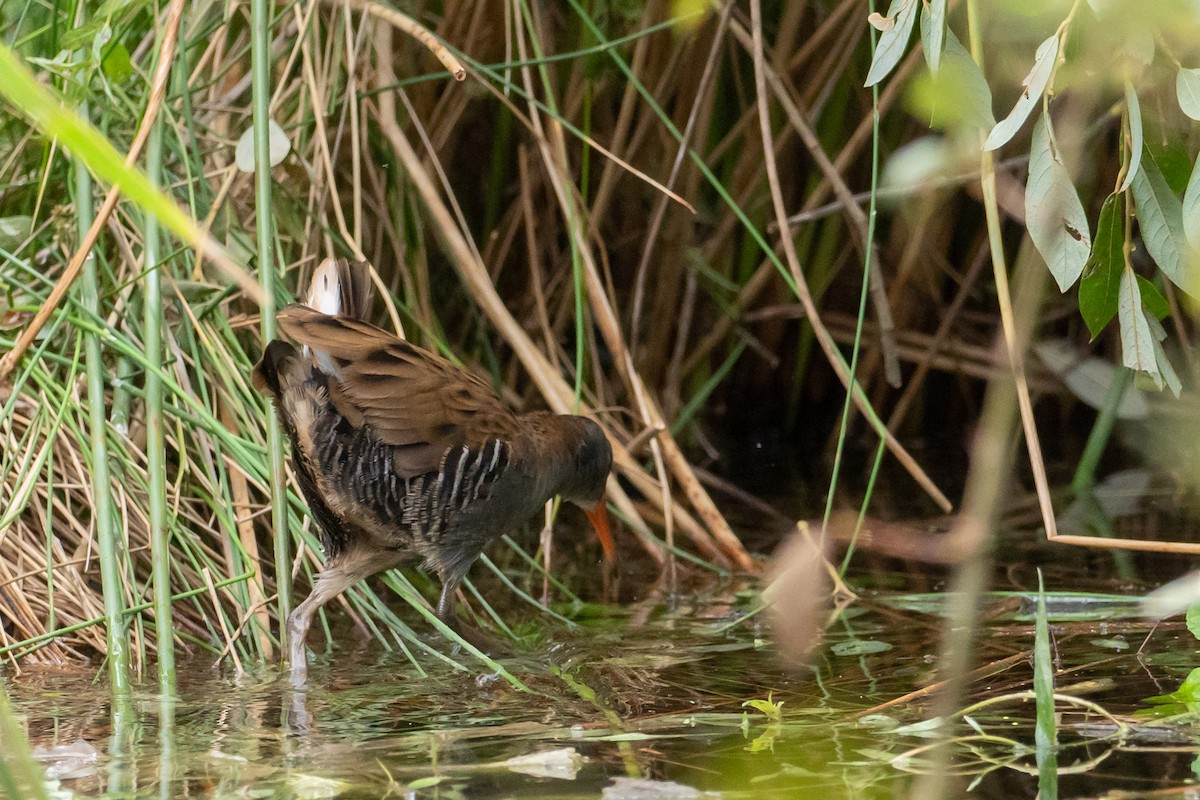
top-left (1141, 605), bottom-right (1200, 717)
top-left (1143, 667), bottom-right (1200, 716)
top-left (743, 691), bottom-right (785, 724)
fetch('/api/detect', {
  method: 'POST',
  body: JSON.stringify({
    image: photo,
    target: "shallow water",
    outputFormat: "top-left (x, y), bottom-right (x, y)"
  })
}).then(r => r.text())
top-left (7, 562), bottom-right (1200, 800)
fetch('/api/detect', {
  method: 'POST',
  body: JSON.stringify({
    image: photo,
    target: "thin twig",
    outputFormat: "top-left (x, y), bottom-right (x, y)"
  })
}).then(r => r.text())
top-left (335, 0), bottom-right (466, 80)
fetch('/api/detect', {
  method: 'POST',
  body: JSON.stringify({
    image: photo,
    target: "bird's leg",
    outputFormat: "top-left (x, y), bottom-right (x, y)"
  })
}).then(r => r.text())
top-left (286, 597), bottom-right (318, 687)
top-left (434, 574), bottom-right (508, 654)
top-left (435, 576), bottom-right (461, 626)
top-left (435, 575), bottom-right (479, 644)
top-left (287, 551), bottom-right (381, 686)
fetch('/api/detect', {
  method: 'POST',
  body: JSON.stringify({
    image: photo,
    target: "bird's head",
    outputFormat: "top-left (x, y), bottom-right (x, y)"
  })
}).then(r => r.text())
top-left (555, 417), bottom-right (615, 560)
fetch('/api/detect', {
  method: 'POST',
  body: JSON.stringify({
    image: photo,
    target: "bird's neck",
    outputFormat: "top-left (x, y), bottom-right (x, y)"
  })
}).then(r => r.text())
top-left (513, 412), bottom-right (587, 497)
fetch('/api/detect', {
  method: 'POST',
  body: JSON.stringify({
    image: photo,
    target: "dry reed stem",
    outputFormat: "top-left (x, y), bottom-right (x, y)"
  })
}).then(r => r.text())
top-left (1043, 536), bottom-right (1200, 554)
top-left (975, 134), bottom-right (1059, 544)
top-left (625, 351), bottom-right (676, 586)
top-left (820, 312), bottom-right (1059, 391)
top-left (463, 63), bottom-right (697, 216)
top-left (518, 150), bottom-right (560, 357)
top-left (583, 3), bottom-right (669, 224)
top-left (851, 651), bottom-right (1030, 720)
top-left (337, 0), bottom-right (467, 81)
top-left (886, 242), bottom-right (991, 430)
top-left (544, 92), bottom-right (748, 568)
top-left (298, 2), bottom-right (364, 263)
top-left (203, 567), bottom-right (242, 674)
top-left (681, 46), bottom-right (923, 377)
top-left (220, 401), bottom-right (274, 659)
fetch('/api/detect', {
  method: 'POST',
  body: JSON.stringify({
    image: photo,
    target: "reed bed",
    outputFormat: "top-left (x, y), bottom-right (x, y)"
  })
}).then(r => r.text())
top-left (1, 0), bottom-right (1197, 686)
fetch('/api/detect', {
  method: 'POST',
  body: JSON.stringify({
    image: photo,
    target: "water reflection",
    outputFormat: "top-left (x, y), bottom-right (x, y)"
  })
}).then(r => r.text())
top-left (5, 588), bottom-right (1200, 798)
top-left (157, 695), bottom-right (173, 800)
top-left (104, 695), bottom-right (133, 796)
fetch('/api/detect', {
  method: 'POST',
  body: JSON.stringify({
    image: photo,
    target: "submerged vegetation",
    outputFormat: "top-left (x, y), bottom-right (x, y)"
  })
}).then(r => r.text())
top-left (3, 0), bottom-right (1200, 796)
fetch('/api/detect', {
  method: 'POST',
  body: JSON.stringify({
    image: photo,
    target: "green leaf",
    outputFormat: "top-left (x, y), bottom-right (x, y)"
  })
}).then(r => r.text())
top-left (0, 216), bottom-right (33, 250)
top-left (1183, 154), bottom-right (1200, 250)
top-left (984, 34), bottom-right (1058, 151)
top-left (1186, 605), bottom-right (1200, 642)
top-left (1175, 667), bottom-right (1200, 700)
top-left (910, 28), bottom-right (994, 132)
top-left (98, 0), bottom-right (142, 18)
top-left (831, 639), bottom-right (893, 656)
top-left (922, 0), bottom-right (947, 73)
top-left (1147, 135), bottom-right (1192, 193)
top-left (1145, 314), bottom-right (1182, 397)
top-left (1079, 194), bottom-right (1123, 338)
top-left (743, 693), bottom-right (785, 723)
top-left (57, 0), bottom-right (142, 49)
top-left (406, 777), bottom-right (447, 790)
top-left (1146, 666), bottom-right (1200, 706)
top-left (90, 25), bottom-right (113, 66)
top-left (865, 0), bottom-right (920, 87)
top-left (1136, 275), bottom-right (1169, 320)
top-left (1119, 81), bottom-right (1142, 192)
top-left (59, 18), bottom-right (109, 51)
top-left (1025, 114), bottom-right (1090, 291)
top-left (1177, 68), bottom-right (1200, 121)
top-left (1131, 149), bottom-right (1196, 298)
top-left (1118, 265), bottom-right (1160, 386)
top-left (101, 43), bottom-right (133, 84)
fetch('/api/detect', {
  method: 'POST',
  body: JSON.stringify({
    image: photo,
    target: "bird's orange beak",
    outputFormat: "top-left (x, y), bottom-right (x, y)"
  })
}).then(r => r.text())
top-left (585, 497), bottom-right (615, 562)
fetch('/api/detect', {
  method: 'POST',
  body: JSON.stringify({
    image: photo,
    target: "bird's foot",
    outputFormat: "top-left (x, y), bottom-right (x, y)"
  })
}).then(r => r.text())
top-left (439, 617), bottom-right (512, 657)
top-left (288, 658), bottom-right (309, 688)
top-left (286, 613), bottom-right (310, 687)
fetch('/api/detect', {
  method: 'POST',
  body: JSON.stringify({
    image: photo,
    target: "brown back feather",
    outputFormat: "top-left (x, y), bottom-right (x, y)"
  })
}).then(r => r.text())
top-left (277, 305), bottom-right (517, 477)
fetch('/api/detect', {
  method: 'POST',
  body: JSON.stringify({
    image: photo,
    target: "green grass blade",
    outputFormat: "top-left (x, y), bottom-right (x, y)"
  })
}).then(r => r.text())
top-left (144, 77), bottom-right (175, 689)
top-left (251, 0), bottom-right (292, 655)
top-left (1035, 569), bottom-right (1059, 799)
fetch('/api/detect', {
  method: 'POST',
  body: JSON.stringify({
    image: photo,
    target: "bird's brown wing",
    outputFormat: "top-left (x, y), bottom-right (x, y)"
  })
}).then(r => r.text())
top-left (277, 304), bottom-right (517, 477)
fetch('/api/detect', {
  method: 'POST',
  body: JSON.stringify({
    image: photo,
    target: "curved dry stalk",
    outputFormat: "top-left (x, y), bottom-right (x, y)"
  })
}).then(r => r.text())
top-left (333, 0), bottom-right (466, 81)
